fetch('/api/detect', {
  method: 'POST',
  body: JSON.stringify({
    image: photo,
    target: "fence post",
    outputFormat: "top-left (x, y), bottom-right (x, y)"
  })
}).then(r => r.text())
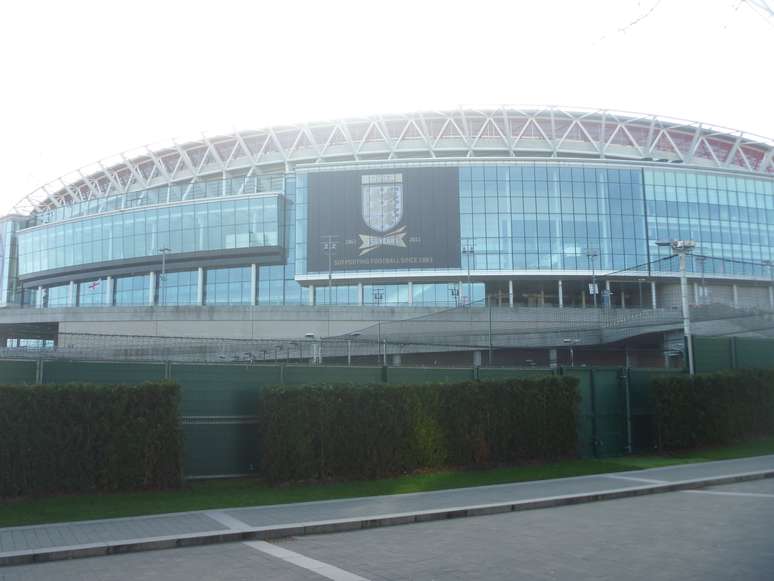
top-left (622, 367), bottom-right (632, 454)
top-left (730, 336), bottom-right (738, 369)
top-left (590, 369), bottom-right (598, 458)
top-left (35, 359), bottom-right (44, 383)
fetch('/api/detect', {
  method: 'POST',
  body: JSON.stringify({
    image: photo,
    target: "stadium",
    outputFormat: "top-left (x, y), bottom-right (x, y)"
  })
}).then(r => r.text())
top-left (1, 106), bottom-right (773, 367)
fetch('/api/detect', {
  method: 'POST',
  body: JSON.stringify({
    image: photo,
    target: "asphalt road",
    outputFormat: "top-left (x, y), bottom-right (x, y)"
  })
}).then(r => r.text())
top-left (3, 478), bottom-right (773, 581)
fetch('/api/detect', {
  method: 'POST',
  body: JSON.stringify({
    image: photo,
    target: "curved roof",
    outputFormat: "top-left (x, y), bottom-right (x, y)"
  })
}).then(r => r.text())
top-left (13, 106), bottom-right (774, 215)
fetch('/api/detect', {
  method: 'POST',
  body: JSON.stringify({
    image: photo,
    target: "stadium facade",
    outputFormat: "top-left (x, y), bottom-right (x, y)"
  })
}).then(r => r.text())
top-left (1, 107), bottom-right (773, 360)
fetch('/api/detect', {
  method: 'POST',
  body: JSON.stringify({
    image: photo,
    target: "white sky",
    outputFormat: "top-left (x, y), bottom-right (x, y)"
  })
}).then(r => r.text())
top-left (1, 0), bottom-right (772, 215)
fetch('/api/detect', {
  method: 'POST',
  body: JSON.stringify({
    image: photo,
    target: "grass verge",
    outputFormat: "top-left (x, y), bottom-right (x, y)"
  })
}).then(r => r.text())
top-left (1, 437), bottom-right (772, 528)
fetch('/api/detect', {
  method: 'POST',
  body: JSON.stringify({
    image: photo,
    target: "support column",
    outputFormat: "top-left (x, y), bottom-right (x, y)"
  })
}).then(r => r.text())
top-left (508, 280), bottom-right (514, 307)
top-left (605, 279), bottom-right (611, 308)
top-left (769, 285), bottom-right (774, 310)
top-left (105, 276), bottom-right (114, 306)
top-left (308, 284), bottom-right (315, 306)
top-left (36, 285), bottom-right (44, 308)
top-left (407, 282), bottom-right (413, 305)
top-left (197, 267), bottom-right (204, 306)
top-left (558, 280), bottom-right (564, 308)
top-left (357, 282), bottom-right (363, 306)
top-left (67, 281), bottom-right (76, 307)
top-left (621, 286), bottom-right (625, 309)
top-left (581, 290), bottom-right (586, 308)
top-left (693, 282), bottom-right (699, 305)
top-left (250, 264), bottom-right (257, 306)
top-left (651, 281), bottom-right (657, 309)
top-left (732, 284), bottom-right (739, 308)
top-left (148, 272), bottom-right (157, 306)
top-left (539, 287), bottom-right (545, 307)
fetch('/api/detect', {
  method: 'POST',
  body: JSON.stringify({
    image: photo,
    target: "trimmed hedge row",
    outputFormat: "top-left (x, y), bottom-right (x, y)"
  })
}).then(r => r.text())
top-left (258, 376), bottom-right (580, 483)
top-left (0, 381), bottom-right (182, 498)
top-left (653, 369), bottom-right (774, 450)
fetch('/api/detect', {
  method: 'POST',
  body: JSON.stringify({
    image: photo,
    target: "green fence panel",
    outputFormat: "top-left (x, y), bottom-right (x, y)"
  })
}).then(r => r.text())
top-left (172, 364), bottom-right (282, 477)
top-left (0, 360), bottom-right (37, 384)
top-left (692, 337), bottom-right (733, 373)
top-left (478, 368), bottom-right (556, 381)
top-left (734, 338), bottom-right (774, 369)
top-left (563, 368), bottom-right (594, 458)
top-left (590, 368), bottom-right (626, 457)
top-left (41, 360), bottom-right (165, 384)
top-left (172, 364), bottom-right (282, 417)
top-left (283, 365), bottom-right (383, 385)
top-left (183, 422), bottom-right (259, 477)
top-left (387, 367), bottom-right (474, 384)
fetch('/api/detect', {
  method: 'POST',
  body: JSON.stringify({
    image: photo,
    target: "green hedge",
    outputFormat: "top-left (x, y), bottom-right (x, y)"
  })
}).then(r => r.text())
top-left (653, 369), bottom-right (774, 450)
top-left (0, 381), bottom-right (182, 498)
top-left (258, 376), bottom-right (580, 483)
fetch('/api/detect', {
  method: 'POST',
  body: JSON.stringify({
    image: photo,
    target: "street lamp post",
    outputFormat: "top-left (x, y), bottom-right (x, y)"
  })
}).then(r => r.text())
top-left (656, 240), bottom-right (697, 375)
top-left (159, 247), bottom-right (171, 304)
top-left (462, 242), bottom-right (475, 307)
top-left (321, 236), bottom-right (338, 337)
top-left (586, 249), bottom-right (599, 307)
top-left (563, 338), bottom-right (581, 367)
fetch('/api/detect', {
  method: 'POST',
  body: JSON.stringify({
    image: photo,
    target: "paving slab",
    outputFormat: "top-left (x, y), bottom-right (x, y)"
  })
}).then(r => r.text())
top-left (0, 513), bottom-right (226, 553)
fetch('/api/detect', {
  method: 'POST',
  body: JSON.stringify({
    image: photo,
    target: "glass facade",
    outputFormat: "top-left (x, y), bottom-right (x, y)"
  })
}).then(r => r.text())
top-left (460, 165), bottom-right (648, 272)
top-left (158, 271), bottom-right (198, 305)
top-left (645, 170), bottom-right (774, 277)
top-left (205, 267), bottom-right (251, 305)
top-left (30, 174), bottom-right (284, 227)
top-left (44, 284), bottom-right (69, 308)
top-left (10, 161), bottom-right (774, 313)
top-left (78, 279), bottom-right (106, 306)
top-left (17, 194), bottom-right (282, 276)
top-left (115, 274), bottom-right (149, 306)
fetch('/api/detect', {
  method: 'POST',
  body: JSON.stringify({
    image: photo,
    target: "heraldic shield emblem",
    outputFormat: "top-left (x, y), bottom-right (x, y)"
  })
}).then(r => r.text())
top-left (359, 173), bottom-right (408, 255)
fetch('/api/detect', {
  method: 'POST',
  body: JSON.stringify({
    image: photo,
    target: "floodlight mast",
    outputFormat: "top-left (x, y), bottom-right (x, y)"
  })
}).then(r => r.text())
top-left (656, 240), bottom-right (697, 375)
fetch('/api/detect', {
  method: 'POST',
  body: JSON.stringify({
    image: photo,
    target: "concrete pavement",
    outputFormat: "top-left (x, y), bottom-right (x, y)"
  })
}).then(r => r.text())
top-left (3, 477), bottom-right (774, 580)
top-left (1, 455), bottom-right (772, 567)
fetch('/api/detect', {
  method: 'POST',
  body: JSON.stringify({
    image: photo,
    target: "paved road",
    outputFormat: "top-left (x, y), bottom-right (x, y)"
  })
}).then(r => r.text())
top-left (3, 478), bottom-right (773, 580)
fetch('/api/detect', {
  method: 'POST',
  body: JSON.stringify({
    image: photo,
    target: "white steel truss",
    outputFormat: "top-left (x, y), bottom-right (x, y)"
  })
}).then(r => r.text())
top-left (12, 106), bottom-right (774, 215)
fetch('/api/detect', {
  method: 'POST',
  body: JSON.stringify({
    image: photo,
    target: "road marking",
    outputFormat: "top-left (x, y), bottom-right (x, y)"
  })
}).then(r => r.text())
top-left (603, 474), bottom-right (667, 484)
top-left (205, 511), bottom-right (251, 530)
top-left (245, 540), bottom-right (371, 581)
top-left (683, 490), bottom-right (774, 499)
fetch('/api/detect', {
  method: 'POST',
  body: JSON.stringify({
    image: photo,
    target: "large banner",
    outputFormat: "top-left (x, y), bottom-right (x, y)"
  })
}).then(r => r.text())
top-left (307, 168), bottom-right (460, 272)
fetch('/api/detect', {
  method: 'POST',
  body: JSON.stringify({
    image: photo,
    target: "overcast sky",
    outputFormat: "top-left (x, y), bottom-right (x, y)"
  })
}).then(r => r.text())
top-left (1, 0), bottom-right (772, 215)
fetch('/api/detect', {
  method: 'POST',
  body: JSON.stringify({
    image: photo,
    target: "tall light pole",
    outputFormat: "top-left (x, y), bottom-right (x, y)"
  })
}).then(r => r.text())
top-left (562, 338), bottom-right (580, 367)
top-left (586, 249), bottom-right (599, 307)
top-left (320, 235), bottom-right (338, 300)
top-left (159, 247), bottom-right (171, 304)
top-left (656, 240), bottom-right (697, 375)
top-left (321, 235), bottom-right (338, 337)
top-left (462, 242), bottom-right (475, 307)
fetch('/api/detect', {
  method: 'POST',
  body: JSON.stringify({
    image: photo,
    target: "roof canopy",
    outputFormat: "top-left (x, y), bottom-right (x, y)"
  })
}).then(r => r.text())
top-left (13, 106), bottom-right (774, 215)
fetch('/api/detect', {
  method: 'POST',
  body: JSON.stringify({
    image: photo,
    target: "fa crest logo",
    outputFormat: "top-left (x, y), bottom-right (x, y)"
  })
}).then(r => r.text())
top-left (359, 173), bottom-right (408, 255)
